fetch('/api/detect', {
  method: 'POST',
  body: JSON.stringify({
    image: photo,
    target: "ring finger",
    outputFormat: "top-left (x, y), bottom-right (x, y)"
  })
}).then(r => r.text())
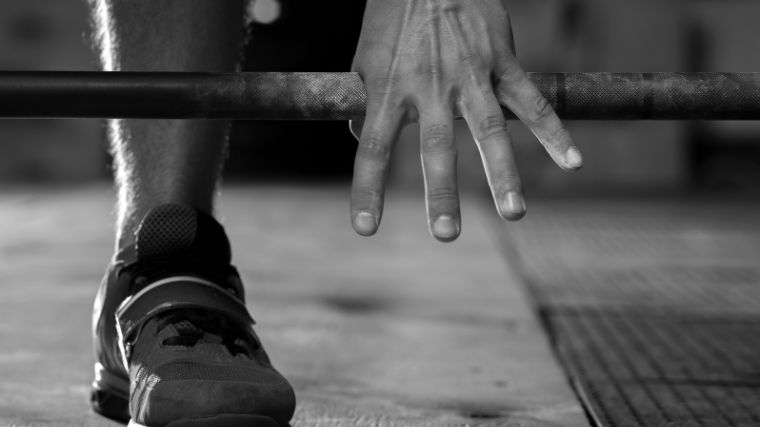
top-left (459, 75), bottom-right (525, 221)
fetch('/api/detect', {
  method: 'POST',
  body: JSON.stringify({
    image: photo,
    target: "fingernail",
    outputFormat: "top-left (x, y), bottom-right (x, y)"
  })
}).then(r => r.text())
top-left (353, 211), bottom-right (377, 236)
top-left (565, 147), bottom-right (583, 169)
top-left (500, 192), bottom-right (526, 220)
top-left (433, 215), bottom-right (459, 241)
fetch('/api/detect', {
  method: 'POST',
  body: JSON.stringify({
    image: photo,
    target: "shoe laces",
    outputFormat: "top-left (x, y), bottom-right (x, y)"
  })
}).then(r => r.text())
top-left (156, 309), bottom-right (258, 357)
top-left (123, 254), bottom-right (255, 358)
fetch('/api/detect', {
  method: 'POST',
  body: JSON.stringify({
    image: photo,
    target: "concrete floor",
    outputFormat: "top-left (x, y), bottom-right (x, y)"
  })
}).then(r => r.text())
top-left (0, 185), bottom-right (587, 427)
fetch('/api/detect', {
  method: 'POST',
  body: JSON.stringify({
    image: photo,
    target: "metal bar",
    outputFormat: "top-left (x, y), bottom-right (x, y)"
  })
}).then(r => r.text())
top-left (0, 71), bottom-right (759, 120)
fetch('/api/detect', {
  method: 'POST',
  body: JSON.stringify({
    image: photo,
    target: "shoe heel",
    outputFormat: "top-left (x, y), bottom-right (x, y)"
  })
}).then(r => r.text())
top-left (91, 362), bottom-right (130, 423)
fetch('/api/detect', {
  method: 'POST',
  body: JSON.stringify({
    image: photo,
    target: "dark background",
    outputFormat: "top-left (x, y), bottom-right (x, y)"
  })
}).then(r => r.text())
top-left (228, 0), bottom-right (366, 180)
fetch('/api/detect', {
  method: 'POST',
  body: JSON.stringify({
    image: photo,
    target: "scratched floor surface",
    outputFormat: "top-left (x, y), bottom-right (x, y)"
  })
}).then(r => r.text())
top-left (0, 185), bottom-right (587, 427)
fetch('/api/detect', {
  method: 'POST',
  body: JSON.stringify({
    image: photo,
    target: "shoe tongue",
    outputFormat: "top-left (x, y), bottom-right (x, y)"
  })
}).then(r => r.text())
top-left (134, 204), bottom-right (231, 265)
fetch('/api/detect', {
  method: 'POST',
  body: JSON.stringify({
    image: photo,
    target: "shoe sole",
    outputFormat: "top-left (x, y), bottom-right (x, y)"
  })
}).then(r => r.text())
top-left (129, 414), bottom-right (281, 427)
top-left (92, 363), bottom-right (284, 427)
top-left (91, 363), bottom-right (130, 423)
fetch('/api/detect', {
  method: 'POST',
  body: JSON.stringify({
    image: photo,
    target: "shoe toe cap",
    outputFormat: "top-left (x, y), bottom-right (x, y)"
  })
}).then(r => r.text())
top-left (132, 362), bottom-right (295, 426)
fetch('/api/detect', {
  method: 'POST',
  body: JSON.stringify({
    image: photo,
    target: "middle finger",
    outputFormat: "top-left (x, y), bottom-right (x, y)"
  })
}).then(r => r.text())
top-left (419, 102), bottom-right (460, 242)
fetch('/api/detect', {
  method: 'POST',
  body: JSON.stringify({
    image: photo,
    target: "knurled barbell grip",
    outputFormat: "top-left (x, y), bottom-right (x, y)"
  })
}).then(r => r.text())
top-left (0, 71), bottom-right (758, 120)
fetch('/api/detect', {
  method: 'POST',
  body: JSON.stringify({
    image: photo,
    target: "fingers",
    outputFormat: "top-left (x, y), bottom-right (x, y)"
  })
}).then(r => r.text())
top-left (350, 98), bottom-right (405, 236)
top-left (495, 56), bottom-right (583, 172)
top-left (459, 78), bottom-right (525, 221)
top-left (419, 106), bottom-right (460, 242)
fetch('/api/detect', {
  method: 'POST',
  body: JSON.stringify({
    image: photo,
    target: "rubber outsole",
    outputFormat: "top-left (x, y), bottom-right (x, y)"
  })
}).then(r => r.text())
top-left (91, 387), bottom-right (130, 423)
top-left (94, 386), bottom-right (283, 427)
top-left (92, 364), bottom-right (286, 427)
top-left (129, 414), bottom-right (281, 427)
top-left (91, 362), bottom-right (130, 423)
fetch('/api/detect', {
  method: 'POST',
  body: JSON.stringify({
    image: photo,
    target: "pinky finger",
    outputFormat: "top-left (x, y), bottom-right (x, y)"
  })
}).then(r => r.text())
top-left (494, 57), bottom-right (583, 172)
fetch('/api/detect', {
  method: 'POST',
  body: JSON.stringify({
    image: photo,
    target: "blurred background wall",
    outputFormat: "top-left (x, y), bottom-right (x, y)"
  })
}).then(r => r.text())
top-left (1, 0), bottom-right (759, 195)
top-left (0, 0), bottom-right (103, 181)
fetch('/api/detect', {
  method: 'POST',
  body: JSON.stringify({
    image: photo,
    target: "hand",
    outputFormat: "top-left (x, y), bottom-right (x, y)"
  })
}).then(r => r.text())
top-left (349, 0), bottom-right (583, 242)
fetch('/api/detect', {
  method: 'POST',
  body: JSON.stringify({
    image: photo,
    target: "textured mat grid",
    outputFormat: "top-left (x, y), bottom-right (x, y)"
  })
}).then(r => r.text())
top-left (505, 201), bottom-right (760, 427)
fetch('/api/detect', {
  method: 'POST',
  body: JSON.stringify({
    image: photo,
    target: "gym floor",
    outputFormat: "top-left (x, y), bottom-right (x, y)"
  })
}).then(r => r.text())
top-left (505, 197), bottom-right (760, 426)
top-left (0, 185), bottom-right (587, 427)
top-left (1, 185), bottom-right (758, 426)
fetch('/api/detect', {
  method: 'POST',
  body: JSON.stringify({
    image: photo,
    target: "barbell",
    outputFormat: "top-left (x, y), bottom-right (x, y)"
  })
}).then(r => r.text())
top-left (0, 71), bottom-right (758, 120)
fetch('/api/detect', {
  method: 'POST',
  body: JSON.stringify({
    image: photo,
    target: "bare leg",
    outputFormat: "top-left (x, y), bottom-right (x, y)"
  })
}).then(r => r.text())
top-left (89, 0), bottom-right (247, 249)
top-left (88, 6), bottom-right (297, 426)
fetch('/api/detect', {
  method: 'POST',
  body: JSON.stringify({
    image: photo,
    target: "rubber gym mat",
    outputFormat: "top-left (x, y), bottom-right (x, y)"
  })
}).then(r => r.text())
top-left (501, 200), bottom-right (760, 427)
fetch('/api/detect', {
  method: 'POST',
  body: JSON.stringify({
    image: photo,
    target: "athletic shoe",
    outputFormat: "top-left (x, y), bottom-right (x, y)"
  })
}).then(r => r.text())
top-left (91, 204), bottom-right (295, 427)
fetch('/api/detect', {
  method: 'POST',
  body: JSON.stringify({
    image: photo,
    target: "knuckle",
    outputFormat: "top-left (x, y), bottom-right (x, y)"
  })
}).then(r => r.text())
top-left (460, 54), bottom-right (490, 76)
top-left (427, 188), bottom-right (459, 204)
top-left (414, 62), bottom-right (441, 80)
top-left (495, 60), bottom-right (530, 100)
top-left (421, 124), bottom-right (454, 152)
top-left (477, 115), bottom-right (508, 141)
top-left (358, 132), bottom-right (392, 161)
top-left (366, 75), bottom-right (402, 96)
top-left (352, 186), bottom-right (384, 205)
top-left (459, 53), bottom-right (480, 68)
top-left (497, 59), bottom-right (523, 86)
top-left (548, 125), bottom-right (570, 142)
top-left (462, 67), bottom-right (490, 88)
top-left (526, 95), bottom-right (556, 125)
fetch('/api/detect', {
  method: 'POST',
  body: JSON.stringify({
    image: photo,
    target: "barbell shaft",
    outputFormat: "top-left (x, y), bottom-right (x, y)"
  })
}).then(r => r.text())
top-left (0, 71), bottom-right (758, 120)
